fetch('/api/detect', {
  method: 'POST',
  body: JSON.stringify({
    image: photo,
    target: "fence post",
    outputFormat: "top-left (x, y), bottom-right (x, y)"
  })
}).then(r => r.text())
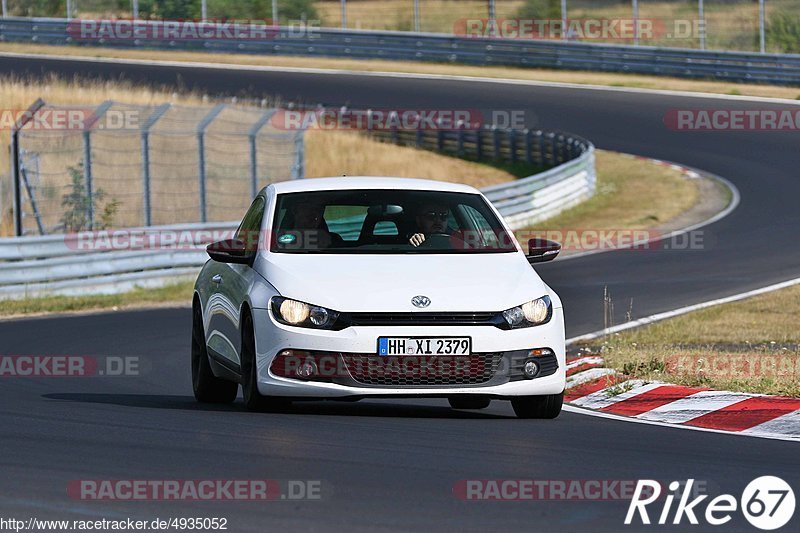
top-left (492, 125), bottom-right (501, 160)
top-left (249, 110), bottom-right (277, 198)
top-left (196, 104), bottom-right (225, 223)
top-left (272, 0), bottom-right (278, 24)
top-left (507, 129), bottom-right (516, 164)
top-left (341, 0), bottom-right (347, 29)
top-left (11, 99), bottom-right (45, 237)
top-left (389, 111), bottom-right (399, 144)
top-left (81, 101), bottom-right (114, 231)
top-left (140, 103), bottom-right (170, 227)
top-left (475, 128), bottom-right (483, 160)
top-left (414, 0), bottom-right (420, 32)
top-left (759, 0), bottom-right (766, 53)
top-left (698, 0), bottom-right (706, 50)
top-left (2, 0), bottom-right (7, 18)
top-left (632, 0), bottom-right (639, 46)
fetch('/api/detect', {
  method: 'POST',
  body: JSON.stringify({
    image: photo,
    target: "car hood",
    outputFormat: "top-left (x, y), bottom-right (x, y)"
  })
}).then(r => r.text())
top-left (260, 252), bottom-right (551, 313)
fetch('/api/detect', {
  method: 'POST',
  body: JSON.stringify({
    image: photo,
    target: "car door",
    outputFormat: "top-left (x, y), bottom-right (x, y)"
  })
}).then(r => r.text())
top-left (206, 196), bottom-right (265, 370)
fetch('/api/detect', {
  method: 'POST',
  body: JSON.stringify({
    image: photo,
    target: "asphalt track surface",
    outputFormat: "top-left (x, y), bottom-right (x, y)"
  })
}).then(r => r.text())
top-left (1, 55), bottom-right (799, 531)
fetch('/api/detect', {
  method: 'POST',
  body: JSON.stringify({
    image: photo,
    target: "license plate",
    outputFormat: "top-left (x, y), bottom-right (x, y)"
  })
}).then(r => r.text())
top-left (378, 337), bottom-right (471, 356)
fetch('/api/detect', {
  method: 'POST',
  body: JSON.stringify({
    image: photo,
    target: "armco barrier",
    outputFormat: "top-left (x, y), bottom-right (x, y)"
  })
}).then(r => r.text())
top-left (1, 116), bottom-right (594, 299)
top-left (1, 17), bottom-right (800, 85)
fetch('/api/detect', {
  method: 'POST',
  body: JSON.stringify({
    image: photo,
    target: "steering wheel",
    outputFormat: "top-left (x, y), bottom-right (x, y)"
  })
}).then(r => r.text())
top-left (420, 233), bottom-right (452, 248)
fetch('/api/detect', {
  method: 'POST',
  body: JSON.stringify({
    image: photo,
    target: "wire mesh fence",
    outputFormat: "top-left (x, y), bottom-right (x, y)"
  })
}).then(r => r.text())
top-left (3, 1), bottom-right (796, 53)
top-left (11, 100), bottom-right (305, 236)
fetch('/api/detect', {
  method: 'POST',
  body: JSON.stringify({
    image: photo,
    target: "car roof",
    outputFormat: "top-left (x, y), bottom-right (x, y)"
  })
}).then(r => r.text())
top-left (265, 176), bottom-right (481, 195)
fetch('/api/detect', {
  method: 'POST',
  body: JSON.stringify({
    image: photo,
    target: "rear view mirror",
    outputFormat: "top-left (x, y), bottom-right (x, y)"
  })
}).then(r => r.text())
top-left (207, 238), bottom-right (255, 265)
top-left (526, 238), bottom-right (561, 264)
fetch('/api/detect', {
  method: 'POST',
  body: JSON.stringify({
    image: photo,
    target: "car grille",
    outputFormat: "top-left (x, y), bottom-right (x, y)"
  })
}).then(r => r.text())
top-left (340, 353), bottom-right (504, 387)
top-left (341, 312), bottom-right (501, 328)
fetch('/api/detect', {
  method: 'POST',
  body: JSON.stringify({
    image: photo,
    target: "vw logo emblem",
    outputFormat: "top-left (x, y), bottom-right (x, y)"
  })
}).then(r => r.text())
top-left (411, 295), bottom-right (431, 308)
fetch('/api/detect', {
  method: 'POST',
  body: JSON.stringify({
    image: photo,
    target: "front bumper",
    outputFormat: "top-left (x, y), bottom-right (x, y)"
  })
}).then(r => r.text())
top-left (251, 307), bottom-right (566, 398)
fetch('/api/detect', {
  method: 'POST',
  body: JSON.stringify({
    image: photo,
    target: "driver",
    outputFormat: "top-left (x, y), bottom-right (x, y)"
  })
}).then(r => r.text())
top-left (408, 203), bottom-right (450, 247)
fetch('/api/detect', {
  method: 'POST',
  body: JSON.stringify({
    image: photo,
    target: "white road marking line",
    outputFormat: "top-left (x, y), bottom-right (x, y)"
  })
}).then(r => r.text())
top-left (636, 390), bottom-right (754, 424)
top-left (566, 276), bottom-right (800, 345)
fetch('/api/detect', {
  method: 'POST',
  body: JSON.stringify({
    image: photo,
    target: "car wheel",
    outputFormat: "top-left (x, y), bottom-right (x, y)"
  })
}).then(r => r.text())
top-left (511, 393), bottom-right (563, 419)
top-left (241, 312), bottom-right (290, 412)
top-left (192, 302), bottom-right (238, 404)
top-left (448, 397), bottom-right (491, 410)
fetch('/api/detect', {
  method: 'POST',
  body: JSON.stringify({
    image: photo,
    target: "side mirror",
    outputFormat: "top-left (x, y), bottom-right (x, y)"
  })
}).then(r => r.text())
top-left (526, 238), bottom-right (561, 264)
top-left (207, 238), bottom-right (255, 265)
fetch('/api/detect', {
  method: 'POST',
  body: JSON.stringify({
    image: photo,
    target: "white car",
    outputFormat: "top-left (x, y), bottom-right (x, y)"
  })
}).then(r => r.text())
top-left (192, 177), bottom-right (566, 418)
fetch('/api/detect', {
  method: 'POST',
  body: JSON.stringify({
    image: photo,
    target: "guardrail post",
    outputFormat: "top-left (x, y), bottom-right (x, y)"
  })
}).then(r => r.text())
top-left (197, 104), bottom-right (225, 223)
top-left (535, 131), bottom-right (544, 167)
top-left (507, 129), bottom-right (517, 164)
top-left (248, 110), bottom-right (276, 197)
top-left (291, 130), bottom-right (305, 180)
top-left (11, 99), bottom-right (45, 237)
top-left (389, 111), bottom-right (399, 144)
top-left (140, 103), bottom-right (170, 227)
top-left (522, 129), bottom-right (532, 165)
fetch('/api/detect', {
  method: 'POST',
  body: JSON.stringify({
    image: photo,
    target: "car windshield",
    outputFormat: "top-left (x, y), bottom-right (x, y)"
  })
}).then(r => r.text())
top-left (270, 189), bottom-right (518, 254)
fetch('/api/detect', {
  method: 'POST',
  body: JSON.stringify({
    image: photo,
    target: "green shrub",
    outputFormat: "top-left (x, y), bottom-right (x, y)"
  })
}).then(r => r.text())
top-left (516, 0), bottom-right (562, 20)
top-left (766, 10), bottom-right (800, 54)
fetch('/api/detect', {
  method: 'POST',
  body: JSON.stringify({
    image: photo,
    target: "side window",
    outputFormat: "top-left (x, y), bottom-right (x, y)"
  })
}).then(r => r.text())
top-left (461, 204), bottom-right (499, 248)
top-left (236, 197), bottom-right (266, 251)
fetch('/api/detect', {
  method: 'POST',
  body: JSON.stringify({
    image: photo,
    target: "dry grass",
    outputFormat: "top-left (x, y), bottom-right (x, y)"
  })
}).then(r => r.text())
top-left (539, 150), bottom-right (699, 233)
top-left (596, 283), bottom-right (800, 397)
top-left (305, 129), bottom-right (511, 187)
top-left (1, 43), bottom-right (798, 100)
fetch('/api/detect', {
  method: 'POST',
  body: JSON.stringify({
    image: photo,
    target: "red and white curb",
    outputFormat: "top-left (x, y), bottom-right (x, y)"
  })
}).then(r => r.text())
top-left (564, 356), bottom-right (800, 442)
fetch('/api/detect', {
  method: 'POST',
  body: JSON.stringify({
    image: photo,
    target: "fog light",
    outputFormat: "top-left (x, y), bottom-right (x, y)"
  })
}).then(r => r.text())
top-left (523, 359), bottom-right (540, 379)
top-left (296, 359), bottom-right (318, 379)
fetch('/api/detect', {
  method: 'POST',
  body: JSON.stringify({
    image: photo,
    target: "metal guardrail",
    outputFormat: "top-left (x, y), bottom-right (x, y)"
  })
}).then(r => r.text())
top-left (2, 17), bottom-right (800, 85)
top-left (0, 124), bottom-right (595, 299)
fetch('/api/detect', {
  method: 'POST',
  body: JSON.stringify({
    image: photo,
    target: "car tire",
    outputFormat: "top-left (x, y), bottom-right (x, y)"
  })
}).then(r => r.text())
top-left (448, 397), bottom-right (491, 410)
top-left (241, 312), bottom-right (290, 413)
top-left (192, 302), bottom-right (238, 404)
top-left (511, 393), bottom-right (563, 419)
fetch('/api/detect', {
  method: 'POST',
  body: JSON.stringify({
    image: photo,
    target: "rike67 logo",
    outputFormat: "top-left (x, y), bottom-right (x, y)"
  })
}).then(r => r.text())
top-left (626, 477), bottom-right (795, 530)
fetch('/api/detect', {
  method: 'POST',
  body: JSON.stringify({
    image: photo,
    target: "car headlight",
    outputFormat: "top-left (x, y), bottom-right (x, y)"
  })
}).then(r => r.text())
top-left (271, 297), bottom-right (340, 329)
top-left (502, 296), bottom-right (552, 329)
